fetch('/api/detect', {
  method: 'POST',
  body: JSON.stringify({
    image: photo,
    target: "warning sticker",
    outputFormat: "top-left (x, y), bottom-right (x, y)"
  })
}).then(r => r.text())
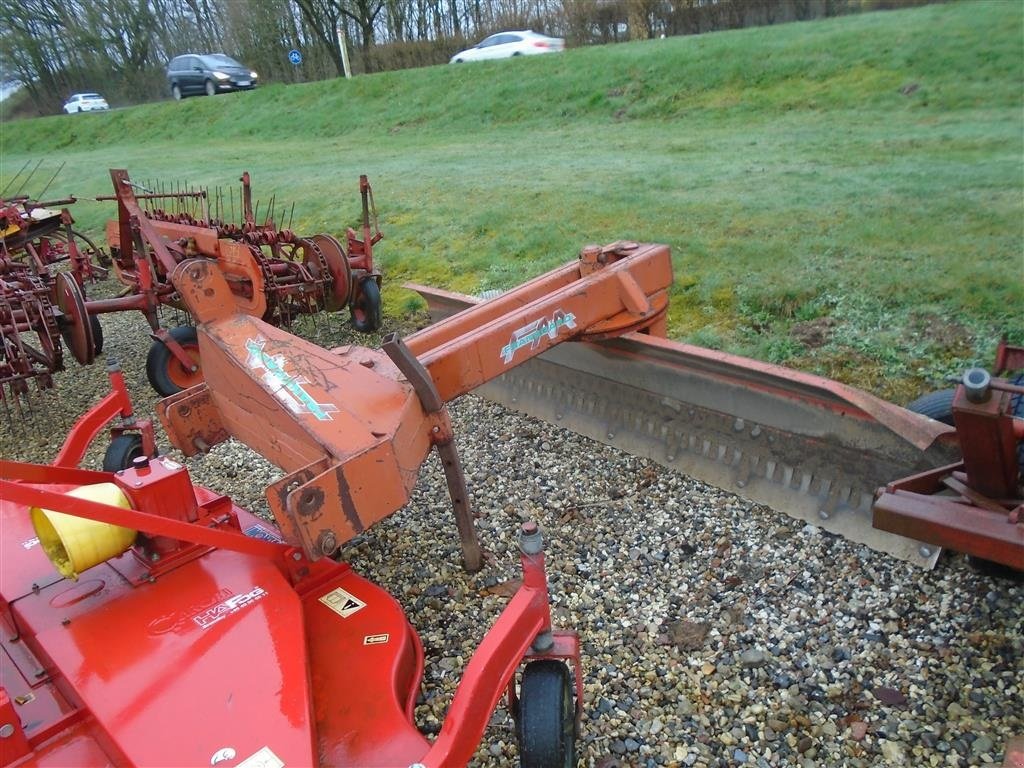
top-left (319, 587), bottom-right (366, 618)
top-left (363, 633), bottom-right (389, 645)
top-left (236, 746), bottom-right (284, 768)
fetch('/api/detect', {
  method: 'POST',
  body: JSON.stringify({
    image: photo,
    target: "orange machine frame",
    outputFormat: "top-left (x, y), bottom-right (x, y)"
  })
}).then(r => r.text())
top-left (157, 241), bottom-right (673, 570)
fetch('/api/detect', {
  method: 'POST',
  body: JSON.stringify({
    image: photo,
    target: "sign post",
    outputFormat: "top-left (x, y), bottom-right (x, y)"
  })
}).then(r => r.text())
top-left (336, 28), bottom-right (352, 79)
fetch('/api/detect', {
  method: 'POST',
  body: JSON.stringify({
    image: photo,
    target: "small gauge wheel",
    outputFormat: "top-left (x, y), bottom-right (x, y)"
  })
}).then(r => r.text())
top-left (350, 276), bottom-right (381, 333)
top-left (102, 434), bottom-right (145, 472)
top-left (517, 660), bottom-right (576, 768)
top-left (146, 326), bottom-right (202, 396)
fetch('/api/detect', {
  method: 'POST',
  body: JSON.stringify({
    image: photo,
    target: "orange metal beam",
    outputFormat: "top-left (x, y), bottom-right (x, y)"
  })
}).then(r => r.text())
top-left (158, 242), bottom-right (674, 565)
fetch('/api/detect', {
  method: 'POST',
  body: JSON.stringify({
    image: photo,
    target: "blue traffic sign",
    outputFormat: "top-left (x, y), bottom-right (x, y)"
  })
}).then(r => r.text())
top-left (288, 49), bottom-right (302, 65)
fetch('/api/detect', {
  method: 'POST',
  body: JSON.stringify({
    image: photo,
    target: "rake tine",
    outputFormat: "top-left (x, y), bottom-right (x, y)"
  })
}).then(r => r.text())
top-left (14, 159), bottom-right (44, 196)
top-left (288, 201), bottom-right (295, 231)
top-left (1, 159), bottom-right (32, 196)
top-left (1, 389), bottom-right (14, 428)
top-left (36, 161), bottom-right (65, 200)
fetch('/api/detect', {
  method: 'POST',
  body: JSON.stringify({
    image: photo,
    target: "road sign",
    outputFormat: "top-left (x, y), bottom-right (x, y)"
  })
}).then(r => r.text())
top-left (288, 49), bottom-right (302, 66)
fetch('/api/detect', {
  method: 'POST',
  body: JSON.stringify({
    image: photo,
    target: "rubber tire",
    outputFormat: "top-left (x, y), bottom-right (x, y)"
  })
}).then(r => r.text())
top-left (905, 389), bottom-right (956, 425)
top-left (172, 84), bottom-right (182, 101)
top-left (350, 278), bottom-right (382, 333)
top-left (102, 434), bottom-right (144, 472)
top-left (518, 660), bottom-right (576, 768)
top-left (90, 315), bottom-right (104, 355)
top-left (205, 80), bottom-right (216, 97)
top-left (146, 326), bottom-right (200, 397)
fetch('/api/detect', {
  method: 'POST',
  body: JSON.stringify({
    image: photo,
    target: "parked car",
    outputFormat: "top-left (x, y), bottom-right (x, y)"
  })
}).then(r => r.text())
top-left (63, 93), bottom-right (109, 113)
top-left (166, 54), bottom-right (258, 100)
top-left (449, 31), bottom-right (565, 63)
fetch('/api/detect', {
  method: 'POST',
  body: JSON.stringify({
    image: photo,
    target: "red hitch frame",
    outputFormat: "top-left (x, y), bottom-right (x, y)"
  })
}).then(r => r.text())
top-left (874, 355), bottom-right (1024, 569)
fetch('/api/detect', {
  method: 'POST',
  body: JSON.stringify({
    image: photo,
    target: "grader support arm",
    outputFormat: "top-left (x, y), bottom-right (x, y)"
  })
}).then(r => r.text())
top-left (158, 242), bottom-right (674, 565)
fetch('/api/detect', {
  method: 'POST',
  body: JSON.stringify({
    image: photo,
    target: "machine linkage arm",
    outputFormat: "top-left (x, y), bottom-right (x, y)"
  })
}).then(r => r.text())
top-left (403, 241), bottom-right (672, 402)
top-left (157, 241), bottom-right (674, 566)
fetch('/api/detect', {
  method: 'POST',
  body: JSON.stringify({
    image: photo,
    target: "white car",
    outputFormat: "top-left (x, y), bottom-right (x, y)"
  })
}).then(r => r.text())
top-left (63, 93), bottom-right (109, 114)
top-left (450, 31), bottom-right (565, 63)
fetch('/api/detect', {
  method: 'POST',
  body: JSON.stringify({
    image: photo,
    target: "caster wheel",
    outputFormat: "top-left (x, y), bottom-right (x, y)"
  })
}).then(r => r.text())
top-left (103, 434), bottom-right (145, 472)
top-left (518, 660), bottom-right (576, 768)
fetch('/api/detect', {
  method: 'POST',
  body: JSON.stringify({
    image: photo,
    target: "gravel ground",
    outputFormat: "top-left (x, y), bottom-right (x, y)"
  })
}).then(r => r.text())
top-left (2, 286), bottom-right (1021, 767)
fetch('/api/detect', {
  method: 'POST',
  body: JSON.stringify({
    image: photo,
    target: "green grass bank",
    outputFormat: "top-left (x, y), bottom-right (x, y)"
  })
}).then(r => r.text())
top-left (2, 0), bottom-right (1021, 402)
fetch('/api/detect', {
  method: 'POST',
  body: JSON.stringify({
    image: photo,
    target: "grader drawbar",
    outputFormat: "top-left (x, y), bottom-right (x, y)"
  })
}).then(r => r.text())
top-left (0, 241), bottom-right (673, 766)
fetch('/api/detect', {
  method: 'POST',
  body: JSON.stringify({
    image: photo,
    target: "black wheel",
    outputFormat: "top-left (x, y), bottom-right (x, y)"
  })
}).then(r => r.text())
top-left (906, 389), bottom-right (955, 425)
top-left (350, 277), bottom-right (382, 333)
top-left (518, 660), bottom-right (576, 768)
top-left (205, 80), bottom-right (216, 97)
top-left (171, 83), bottom-right (182, 101)
top-left (90, 314), bottom-right (104, 355)
top-left (102, 434), bottom-right (145, 472)
top-left (146, 326), bottom-right (202, 397)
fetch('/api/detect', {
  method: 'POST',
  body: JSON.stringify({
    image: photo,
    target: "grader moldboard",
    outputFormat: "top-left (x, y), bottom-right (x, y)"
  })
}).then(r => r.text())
top-left (1, 238), bottom-right (1022, 767)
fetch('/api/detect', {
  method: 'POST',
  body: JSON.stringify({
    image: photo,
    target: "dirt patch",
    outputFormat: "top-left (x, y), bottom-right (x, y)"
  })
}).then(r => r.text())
top-left (909, 312), bottom-right (972, 354)
top-left (790, 316), bottom-right (836, 349)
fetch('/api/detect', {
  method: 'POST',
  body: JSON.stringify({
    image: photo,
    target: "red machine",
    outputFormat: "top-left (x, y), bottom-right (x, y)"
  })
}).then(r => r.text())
top-left (86, 169), bottom-right (384, 397)
top-left (1, 231), bottom-right (1018, 767)
top-left (0, 240), bottom-right (673, 766)
top-left (0, 194), bottom-right (107, 400)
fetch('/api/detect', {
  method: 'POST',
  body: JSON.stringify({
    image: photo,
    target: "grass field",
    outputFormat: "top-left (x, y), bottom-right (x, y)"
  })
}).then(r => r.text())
top-left (2, 1), bottom-right (1021, 402)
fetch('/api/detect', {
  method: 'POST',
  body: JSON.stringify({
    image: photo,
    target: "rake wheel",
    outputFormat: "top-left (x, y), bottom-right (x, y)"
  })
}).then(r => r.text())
top-left (54, 272), bottom-right (95, 365)
top-left (310, 233), bottom-right (352, 312)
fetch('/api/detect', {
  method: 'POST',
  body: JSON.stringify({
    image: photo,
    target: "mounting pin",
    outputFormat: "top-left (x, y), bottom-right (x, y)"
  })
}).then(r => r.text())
top-left (532, 630), bottom-right (554, 653)
top-left (519, 521), bottom-right (543, 555)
